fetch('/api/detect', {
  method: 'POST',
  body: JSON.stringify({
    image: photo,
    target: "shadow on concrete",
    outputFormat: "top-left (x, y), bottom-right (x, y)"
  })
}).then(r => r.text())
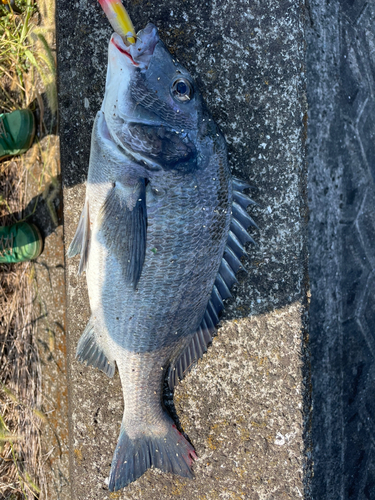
top-left (0, 176), bottom-right (63, 239)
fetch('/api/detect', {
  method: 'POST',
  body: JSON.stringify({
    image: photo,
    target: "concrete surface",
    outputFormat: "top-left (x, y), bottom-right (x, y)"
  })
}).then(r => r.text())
top-left (23, 129), bottom-right (70, 499)
top-left (57, 0), bottom-right (309, 498)
top-left (307, 0), bottom-right (375, 498)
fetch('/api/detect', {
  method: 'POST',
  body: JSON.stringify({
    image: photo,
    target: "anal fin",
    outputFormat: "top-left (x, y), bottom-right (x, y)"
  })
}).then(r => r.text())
top-left (76, 318), bottom-right (115, 378)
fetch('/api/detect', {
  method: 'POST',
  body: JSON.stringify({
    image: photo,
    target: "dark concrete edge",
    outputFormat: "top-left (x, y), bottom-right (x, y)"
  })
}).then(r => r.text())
top-left (60, 199), bottom-right (75, 500)
top-left (55, 10), bottom-right (75, 498)
top-left (300, 5), bottom-right (313, 496)
top-left (61, 233), bottom-right (75, 500)
top-left (301, 133), bottom-right (313, 499)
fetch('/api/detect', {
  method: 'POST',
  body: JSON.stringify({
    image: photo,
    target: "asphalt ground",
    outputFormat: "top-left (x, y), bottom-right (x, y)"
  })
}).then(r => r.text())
top-left (307, 0), bottom-right (375, 498)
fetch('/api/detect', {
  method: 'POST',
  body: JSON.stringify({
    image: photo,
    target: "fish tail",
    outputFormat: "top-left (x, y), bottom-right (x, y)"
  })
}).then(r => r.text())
top-left (108, 418), bottom-right (197, 491)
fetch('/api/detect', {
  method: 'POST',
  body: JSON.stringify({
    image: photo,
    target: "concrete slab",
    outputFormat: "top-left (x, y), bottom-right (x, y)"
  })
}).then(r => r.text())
top-left (57, 0), bottom-right (309, 497)
top-left (24, 132), bottom-right (70, 499)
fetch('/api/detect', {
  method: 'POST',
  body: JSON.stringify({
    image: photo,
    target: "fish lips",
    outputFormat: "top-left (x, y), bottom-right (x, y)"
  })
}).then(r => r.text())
top-left (105, 26), bottom-right (165, 130)
top-left (110, 23), bottom-right (159, 69)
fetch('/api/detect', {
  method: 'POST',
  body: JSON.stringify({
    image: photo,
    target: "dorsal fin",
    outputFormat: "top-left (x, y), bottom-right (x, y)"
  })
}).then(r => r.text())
top-left (168, 176), bottom-right (257, 389)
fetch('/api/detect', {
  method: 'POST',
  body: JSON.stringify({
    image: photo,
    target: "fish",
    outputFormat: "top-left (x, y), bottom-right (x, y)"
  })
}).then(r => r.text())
top-left (68, 19), bottom-right (256, 492)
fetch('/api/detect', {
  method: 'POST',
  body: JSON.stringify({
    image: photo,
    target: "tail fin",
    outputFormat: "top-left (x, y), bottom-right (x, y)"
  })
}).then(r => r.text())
top-left (108, 419), bottom-right (197, 491)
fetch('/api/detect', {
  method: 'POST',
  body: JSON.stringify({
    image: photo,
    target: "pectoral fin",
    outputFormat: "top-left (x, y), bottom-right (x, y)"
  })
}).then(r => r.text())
top-left (98, 179), bottom-right (147, 289)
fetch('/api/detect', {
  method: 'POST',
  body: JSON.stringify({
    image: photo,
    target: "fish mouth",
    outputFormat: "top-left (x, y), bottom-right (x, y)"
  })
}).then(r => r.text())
top-left (110, 24), bottom-right (159, 70)
top-left (111, 34), bottom-right (139, 66)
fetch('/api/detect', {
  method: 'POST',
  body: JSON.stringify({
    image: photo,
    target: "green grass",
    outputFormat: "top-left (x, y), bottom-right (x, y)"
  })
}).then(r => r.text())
top-left (0, 0), bottom-right (56, 113)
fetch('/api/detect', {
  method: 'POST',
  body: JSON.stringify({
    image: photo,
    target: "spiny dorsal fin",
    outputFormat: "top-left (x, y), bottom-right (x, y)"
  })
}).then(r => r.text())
top-left (168, 176), bottom-right (258, 390)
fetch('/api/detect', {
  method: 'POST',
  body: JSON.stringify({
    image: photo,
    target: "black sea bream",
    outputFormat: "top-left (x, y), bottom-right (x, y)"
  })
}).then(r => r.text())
top-left (68, 22), bottom-right (256, 491)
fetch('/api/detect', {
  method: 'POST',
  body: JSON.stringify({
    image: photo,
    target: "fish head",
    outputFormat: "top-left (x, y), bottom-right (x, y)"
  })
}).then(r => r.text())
top-left (102, 23), bottom-right (215, 171)
top-left (103, 24), bottom-right (159, 130)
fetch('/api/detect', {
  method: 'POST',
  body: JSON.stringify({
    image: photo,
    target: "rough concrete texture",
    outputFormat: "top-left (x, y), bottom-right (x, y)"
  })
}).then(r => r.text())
top-left (307, 0), bottom-right (375, 497)
top-left (58, 0), bottom-right (308, 498)
top-left (24, 132), bottom-right (70, 498)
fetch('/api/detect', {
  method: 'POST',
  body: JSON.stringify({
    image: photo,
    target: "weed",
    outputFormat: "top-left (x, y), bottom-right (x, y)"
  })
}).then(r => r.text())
top-left (0, 0), bottom-right (57, 498)
top-left (0, 0), bottom-right (57, 113)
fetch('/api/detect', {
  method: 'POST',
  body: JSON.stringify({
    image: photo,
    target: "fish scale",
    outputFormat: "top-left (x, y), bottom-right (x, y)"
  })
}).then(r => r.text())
top-left (114, 351), bottom-right (168, 436)
top-left (111, 174), bottom-right (228, 351)
top-left (68, 21), bottom-right (255, 492)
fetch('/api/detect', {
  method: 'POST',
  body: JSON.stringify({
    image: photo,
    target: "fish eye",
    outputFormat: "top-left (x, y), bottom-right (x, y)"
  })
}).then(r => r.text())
top-left (171, 78), bottom-right (193, 102)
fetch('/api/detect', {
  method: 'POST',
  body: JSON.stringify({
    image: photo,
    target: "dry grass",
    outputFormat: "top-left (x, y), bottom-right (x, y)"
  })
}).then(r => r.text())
top-left (0, 162), bottom-right (45, 500)
top-left (0, 0), bottom-right (57, 498)
top-left (0, 0), bottom-right (56, 114)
